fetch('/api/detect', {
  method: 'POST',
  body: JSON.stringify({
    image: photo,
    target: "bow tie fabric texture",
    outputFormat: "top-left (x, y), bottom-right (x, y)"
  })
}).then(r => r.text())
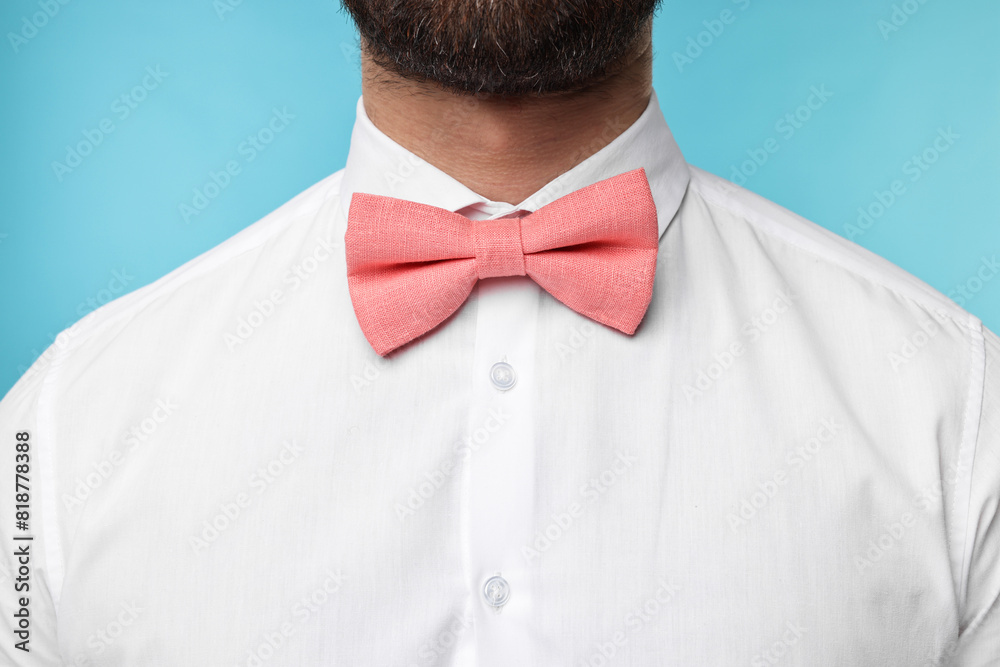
top-left (345, 168), bottom-right (660, 356)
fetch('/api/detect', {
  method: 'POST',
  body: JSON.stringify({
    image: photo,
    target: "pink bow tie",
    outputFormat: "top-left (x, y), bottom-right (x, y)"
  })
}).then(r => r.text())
top-left (345, 168), bottom-right (659, 356)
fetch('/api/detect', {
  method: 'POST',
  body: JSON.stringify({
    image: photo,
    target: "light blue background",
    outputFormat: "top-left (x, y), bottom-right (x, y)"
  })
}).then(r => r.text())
top-left (1, 0), bottom-right (997, 397)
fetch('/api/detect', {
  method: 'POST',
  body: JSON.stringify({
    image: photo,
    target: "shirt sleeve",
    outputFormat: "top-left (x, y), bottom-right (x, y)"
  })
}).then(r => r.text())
top-left (953, 324), bottom-right (1000, 665)
top-left (0, 351), bottom-right (64, 666)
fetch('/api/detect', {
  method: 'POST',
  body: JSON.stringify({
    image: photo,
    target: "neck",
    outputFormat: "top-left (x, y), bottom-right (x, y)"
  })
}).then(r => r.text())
top-left (359, 24), bottom-right (654, 205)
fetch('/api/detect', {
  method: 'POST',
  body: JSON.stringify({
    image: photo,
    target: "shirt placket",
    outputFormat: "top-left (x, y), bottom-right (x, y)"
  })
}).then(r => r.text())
top-left (453, 207), bottom-right (540, 666)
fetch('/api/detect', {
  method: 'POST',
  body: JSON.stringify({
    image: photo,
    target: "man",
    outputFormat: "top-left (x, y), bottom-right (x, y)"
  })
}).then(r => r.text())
top-left (1, 0), bottom-right (997, 664)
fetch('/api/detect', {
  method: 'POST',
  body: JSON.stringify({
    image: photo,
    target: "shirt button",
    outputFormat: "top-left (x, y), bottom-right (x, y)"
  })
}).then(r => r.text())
top-left (483, 575), bottom-right (511, 608)
top-left (489, 361), bottom-right (516, 391)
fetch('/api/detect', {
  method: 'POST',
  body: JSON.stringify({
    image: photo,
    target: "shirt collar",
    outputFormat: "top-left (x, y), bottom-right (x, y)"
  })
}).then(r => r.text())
top-left (338, 88), bottom-right (690, 238)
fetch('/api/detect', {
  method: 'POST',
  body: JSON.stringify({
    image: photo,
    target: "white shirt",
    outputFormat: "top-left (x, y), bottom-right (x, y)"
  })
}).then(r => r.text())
top-left (2, 89), bottom-right (998, 667)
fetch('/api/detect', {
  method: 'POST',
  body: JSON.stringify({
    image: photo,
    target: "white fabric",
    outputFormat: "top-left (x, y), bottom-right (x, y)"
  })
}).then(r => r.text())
top-left (2, 89), bottom-right (998, 666)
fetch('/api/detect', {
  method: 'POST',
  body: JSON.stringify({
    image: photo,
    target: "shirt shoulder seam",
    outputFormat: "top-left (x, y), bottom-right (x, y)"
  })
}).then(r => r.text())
top-left (26, 171), bottom-right (347, 613)
top-left (34, 330), bottom-right (71, 611)
top-left (687, 166), bottom-right (989, 622)
top-left (54, 170), bottom-right (345, 359)
top-left (954, 319), bottom-right (986, 616)
top-left (686, 167), bottom-right (979, 334)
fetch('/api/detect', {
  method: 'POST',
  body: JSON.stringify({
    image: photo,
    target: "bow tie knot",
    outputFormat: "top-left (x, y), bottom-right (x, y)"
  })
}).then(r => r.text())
top-left (474, 217), bottom-right (527, 279)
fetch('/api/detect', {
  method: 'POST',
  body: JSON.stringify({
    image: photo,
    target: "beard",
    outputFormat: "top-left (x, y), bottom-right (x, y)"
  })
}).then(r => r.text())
top-left (339, 0), bottom-right (661, 97)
